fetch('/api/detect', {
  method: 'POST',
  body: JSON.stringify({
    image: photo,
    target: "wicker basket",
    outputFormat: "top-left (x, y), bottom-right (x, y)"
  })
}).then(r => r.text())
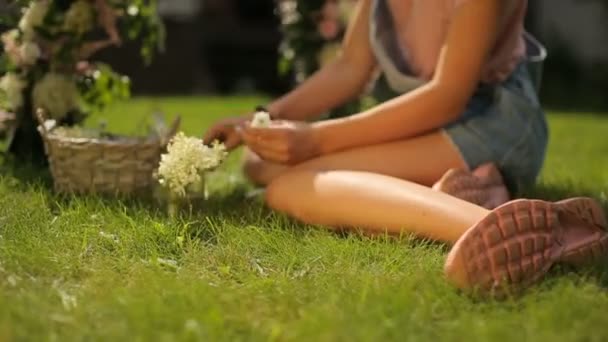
top-left (36, 110), bottom-right (180, 196)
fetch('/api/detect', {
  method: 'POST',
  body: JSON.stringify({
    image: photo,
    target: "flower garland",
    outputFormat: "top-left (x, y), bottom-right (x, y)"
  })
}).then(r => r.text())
top-left (277, 0), bottom-right (327, 82)
top-left (0, 0), bottom-right (164, 161)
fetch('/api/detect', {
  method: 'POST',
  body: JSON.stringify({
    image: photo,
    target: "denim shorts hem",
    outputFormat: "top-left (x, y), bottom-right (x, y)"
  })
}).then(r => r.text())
top-left (442, 126), bottom-right (493, 172)
top-left (440, 65), bottom-right (548, 193)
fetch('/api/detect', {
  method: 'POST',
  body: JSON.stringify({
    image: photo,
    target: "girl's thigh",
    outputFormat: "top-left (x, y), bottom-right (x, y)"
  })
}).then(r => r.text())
top-left (244, 130), bottom-right (467, 187)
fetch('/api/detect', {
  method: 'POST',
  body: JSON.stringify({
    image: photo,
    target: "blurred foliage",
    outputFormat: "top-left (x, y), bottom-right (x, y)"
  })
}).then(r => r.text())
top-left (536, 0), bottom-right (608, 112)
top-left (276, 0), bottom-right (370, 119)
top-left (112, 0), bottom-right (166, 66)
top-left (276, 0), bottom-right (325, 79)
top-left (0, 0), bottom-right (165, 116)
top-left (77, 63), bottom-right (131, 114)
top-left (540, 39), bottom-right (608, 112)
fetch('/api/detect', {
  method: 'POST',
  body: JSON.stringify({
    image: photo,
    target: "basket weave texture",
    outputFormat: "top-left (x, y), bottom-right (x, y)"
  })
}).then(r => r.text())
top-left (36, 111), bottom-right (180, 195)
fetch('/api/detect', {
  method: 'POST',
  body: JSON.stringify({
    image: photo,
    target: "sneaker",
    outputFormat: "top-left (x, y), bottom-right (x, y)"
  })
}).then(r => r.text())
top-left (433, 163), bottom-right (510, 210)
top-left (444, 198), bottom-right (608, 297)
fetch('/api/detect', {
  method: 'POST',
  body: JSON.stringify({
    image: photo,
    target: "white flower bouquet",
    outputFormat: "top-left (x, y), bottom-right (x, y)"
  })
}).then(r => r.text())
top-left (155, 132), bottom-right (228, 217)
top-left (0, 0), bottom-right (165, 163)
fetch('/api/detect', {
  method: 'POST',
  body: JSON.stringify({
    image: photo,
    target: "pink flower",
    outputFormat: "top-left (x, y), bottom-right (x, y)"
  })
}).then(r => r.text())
top-left (76, 61), bottom-right (94, 75)
top-left (317, 0), bottom-right (341, 40)
top-left (318, 19), bottom-right (340, 40)
top-left (1, 30), bottom-right (23, 66)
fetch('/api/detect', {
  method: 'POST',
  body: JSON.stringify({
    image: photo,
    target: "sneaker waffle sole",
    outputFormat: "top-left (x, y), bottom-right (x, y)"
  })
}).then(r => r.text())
top-left (557, 197), bottom-right (608, 266)
top-left (446, 199), bottom-right (565, 297)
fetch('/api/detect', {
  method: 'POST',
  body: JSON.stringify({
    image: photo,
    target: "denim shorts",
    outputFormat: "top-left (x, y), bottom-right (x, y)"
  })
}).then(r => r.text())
top-left (371, 63), bottom-right (549, 193)
top-left (446, 63), bottom-right (548, 192)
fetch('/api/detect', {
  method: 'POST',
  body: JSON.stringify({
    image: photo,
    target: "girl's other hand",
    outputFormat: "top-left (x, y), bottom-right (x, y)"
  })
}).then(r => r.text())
top-left (241, 120), bottom-right (322, 165)
top-left (203, 116), bottom-right (248, 150)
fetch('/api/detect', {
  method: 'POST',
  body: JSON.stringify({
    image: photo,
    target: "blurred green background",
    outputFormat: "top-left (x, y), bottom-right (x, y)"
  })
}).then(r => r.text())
top-left (2, 0), bottom-right (605, 112)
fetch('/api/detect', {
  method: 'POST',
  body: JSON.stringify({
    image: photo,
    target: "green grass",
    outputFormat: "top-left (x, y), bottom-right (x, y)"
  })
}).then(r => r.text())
top-left (1, 97), bottom-right (608, 341)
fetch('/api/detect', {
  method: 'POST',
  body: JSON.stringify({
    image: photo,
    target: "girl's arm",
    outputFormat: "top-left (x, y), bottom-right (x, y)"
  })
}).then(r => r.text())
top-left (267, 0), bottom-right (376, 121)
top-left (313, 0), bottom-right (502, 154)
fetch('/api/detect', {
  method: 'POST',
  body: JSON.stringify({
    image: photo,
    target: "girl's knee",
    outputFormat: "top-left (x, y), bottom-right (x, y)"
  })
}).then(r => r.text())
top-left (265, 173), bottom-right (296, 213)
top-left (242, 149), bottom-right (287, 186)
top-left (242, 156), bottom-right (266, 185)
top-left (265, 171), bottom-right (317, 220)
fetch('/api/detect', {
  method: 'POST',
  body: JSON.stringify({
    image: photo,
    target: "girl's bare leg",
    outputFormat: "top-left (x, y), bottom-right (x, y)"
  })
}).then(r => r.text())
top-left (266, 170), bottom-right (608, 296)
top-left (244, 131), bottom-right (511, 210)
top-left (244, 130), bottom-right (468, 187)
top-left (266, 170), bottom-right (489, 243)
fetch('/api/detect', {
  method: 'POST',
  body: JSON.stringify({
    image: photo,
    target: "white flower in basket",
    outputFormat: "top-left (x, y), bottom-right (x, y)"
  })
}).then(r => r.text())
top-left (156, 132), bottom-right (227, 216)
top-left (19, 41), bottom-right (41, 65)
top-left (19, 0), bottom-right (50, 41)
top-left (1, 30), bottom-right (21, 66)
top-left (64, 0), bottom-right (95, 35)
top-left (32, 73), bottom-right (80, 120)
top-left (1, 30), bottom-right (41, 67)
top-left (0, 73), bottom-right (27, 110)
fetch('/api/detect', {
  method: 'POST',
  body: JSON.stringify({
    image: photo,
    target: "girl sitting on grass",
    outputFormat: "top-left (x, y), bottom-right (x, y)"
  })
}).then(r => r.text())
top-left (204, 0), bottom-right (608, 296)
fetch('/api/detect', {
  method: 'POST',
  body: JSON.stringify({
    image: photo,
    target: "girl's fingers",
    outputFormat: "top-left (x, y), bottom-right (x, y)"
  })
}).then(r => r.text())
top-left (240, 122), bottom-right (294, 163)
top-left (241, 133), bottom-right (287, 163)
top-left (247, 142), bottom-right (286, 164)
top-left (203, 125), bottom-right (226, 145)
top-left (223, 133), bottom-right (242, 151)
top-left (257, 149), bottom-right (287, 164)
top-left (242, 121), bottom-right (291, 140)
top-left (241, 129), bottom-right (287, 155)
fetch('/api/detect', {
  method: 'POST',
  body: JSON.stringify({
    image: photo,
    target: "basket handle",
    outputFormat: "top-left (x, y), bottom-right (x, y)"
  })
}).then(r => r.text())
top-left (35, 108), bottom-right (51, 137)
top-left (161, 115), bottom-right (181, 146)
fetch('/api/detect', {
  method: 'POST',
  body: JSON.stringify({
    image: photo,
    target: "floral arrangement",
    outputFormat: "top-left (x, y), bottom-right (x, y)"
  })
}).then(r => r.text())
top-left (0, 0), bottom-right (164, 162)
top-left (276, 0), bottom-right (371, 118)
top-left (155, 132), bottom-right (227, 216)
top-left (277, 0), bottom-right (358, 79)
top-left (276, 0), bottom-right (326, 81)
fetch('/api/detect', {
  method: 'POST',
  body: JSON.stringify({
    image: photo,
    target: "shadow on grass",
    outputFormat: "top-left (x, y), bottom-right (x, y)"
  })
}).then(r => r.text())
top-left (0, 155), bottom-right (53, 189)
top-left (520, 182), bottom-right (607, 205)
top-left (542, 262), bottom-right (608, 293)
top-left (0, 153), bottom-right (255, 212)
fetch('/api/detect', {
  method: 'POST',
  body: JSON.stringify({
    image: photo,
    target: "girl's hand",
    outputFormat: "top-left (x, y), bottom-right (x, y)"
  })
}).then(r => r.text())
top-left (241, 120), bottom-right (322, 165)
top-left (203, 116), bottom-right (248, 150)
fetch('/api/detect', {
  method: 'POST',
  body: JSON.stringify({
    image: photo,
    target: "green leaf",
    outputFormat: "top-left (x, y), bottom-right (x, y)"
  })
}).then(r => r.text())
top-left (77, 63), bottom-right (131, 115)
top-left (112, 0), bottom-right (165, 65)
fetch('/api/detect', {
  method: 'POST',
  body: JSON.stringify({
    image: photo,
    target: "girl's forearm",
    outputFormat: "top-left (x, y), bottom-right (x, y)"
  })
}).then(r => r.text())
top-left (313, 0), bottom-right (502, 154)
top-left (267, 58), bottom-right (374, 121)
top-left (267, 0), bottom-right (375, 121)
top-left (314, 82), bottom-right (468, 154)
